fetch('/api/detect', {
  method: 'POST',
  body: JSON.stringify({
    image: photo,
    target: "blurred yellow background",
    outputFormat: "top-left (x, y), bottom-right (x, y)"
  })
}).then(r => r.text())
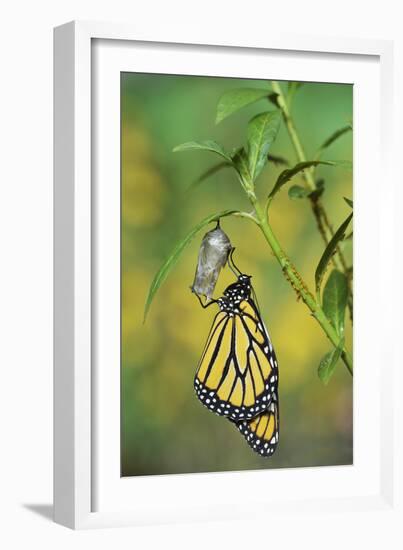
top-left (121, 74), bottom-right (353, 476)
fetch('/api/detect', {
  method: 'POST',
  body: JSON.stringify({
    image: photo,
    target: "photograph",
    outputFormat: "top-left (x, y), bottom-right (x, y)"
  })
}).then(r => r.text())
top-left (120, 73), bottom-right (353, 477)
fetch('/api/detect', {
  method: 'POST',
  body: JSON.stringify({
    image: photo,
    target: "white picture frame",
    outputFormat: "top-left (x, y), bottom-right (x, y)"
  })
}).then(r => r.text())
top-left (54, 20), bottom-right (397, 530)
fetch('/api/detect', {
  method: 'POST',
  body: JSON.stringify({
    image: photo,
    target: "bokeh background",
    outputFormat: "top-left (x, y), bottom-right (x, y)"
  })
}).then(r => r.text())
top-left (121, 73), bottom-right (353, 477)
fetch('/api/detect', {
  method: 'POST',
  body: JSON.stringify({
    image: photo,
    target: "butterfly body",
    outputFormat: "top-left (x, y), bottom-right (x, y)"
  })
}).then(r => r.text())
top-left (194, 260), bottom-right (280, 456)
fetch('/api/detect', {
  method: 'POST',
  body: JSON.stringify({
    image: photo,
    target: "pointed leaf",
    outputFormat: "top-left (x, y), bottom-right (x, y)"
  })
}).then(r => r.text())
top-left (344, 197), bottom-right (353, 208)
top-left (322, 270), bottom-right (349, 336)
top-left (247, 111), bottom-right (281, 181)
top-left (318, 338), bottom-right (345, 385)
top-left (173, 140), bottom-right (233, 162)
top-left (315, 213), bottom-right (353, 295)
top-left (216, 88), bottom-right (270, 124)
top-left (267, 153), bottom-right (289, 167)
top-left (334, 160), bottom-right (353, 170)
top-left (317, 125), bottom-right (352, 155)
top-left (187, 161), bottom-right (232, 191)
top-left (268, 160), bottom-right (333, 200)
top-left (144, 209), bottom-right (239, 321)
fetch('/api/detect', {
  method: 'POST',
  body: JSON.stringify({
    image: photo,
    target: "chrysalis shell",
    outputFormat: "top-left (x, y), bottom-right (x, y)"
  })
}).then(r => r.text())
top-left (191, 225), bottom-right (232, 300)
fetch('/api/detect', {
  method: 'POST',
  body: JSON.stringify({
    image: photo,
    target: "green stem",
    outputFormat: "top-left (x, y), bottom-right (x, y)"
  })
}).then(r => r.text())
top-left (271, 81), bottom-right (316, 191)
top-left (271, 80), bottom-right (353, 320)
top-left (250, 194), bottom-right (353, 376)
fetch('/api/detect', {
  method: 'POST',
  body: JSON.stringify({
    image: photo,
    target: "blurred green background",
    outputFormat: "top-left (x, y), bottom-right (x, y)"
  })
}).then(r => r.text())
top-left (121, 73), bottom-right (353, 476)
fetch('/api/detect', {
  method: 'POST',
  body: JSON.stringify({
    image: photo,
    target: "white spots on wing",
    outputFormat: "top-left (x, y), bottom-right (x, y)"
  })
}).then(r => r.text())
top-left (195, 287), bottom-right (280, 458)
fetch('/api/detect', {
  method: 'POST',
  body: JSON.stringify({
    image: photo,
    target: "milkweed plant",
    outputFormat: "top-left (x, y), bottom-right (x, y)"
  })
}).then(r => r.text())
top-left (144, 81), bottom-right (353, 384)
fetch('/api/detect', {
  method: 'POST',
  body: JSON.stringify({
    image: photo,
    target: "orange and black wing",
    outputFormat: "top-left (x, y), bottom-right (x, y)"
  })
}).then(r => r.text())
top-left (194, 298), bottom-right (278, 422)
top-left (236, 393), bottom-right (279, 456)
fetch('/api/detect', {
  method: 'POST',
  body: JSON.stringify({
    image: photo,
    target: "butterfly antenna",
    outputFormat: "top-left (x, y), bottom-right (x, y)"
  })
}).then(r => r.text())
top-left (194, 292), bottom-right (217, 309)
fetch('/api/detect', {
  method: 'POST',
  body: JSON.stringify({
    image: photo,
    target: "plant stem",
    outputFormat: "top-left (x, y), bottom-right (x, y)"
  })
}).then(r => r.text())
top-left (271, 80), bottom-right (353, 319)
top-left (271, 81), bottom-right (316, 191)
top-left (250, 194), bottom-right (353, 376)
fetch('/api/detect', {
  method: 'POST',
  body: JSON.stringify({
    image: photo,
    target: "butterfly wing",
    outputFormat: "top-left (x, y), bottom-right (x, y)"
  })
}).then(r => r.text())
top-left (236, 393), bottom-right (280, 457)
top-left (194, 297), bottom-right (278, 422)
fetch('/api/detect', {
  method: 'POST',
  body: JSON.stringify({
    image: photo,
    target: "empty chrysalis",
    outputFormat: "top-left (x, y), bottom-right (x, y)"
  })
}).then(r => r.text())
top-left (191, 221), bottom-right (232, 300)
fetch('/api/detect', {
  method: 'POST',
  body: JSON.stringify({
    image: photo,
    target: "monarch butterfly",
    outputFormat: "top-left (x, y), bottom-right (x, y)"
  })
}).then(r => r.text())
top-left (194, 250), bottom-right (279, 456)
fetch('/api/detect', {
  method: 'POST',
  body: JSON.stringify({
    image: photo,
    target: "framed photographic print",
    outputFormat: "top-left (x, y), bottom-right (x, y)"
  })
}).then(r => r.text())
top-left (54, 21), bottom-right (397, 530)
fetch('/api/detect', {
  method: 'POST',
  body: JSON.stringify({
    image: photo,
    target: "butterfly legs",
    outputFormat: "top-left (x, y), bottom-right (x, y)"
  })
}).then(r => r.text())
top-left (193, 292), bottom-right (217, 309)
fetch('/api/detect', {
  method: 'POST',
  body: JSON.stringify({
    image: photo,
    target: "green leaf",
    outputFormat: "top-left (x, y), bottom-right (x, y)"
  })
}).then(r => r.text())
top-left (268, 160), bottom-right (333, 200)
top-left (333, 160), bottom-right (353, 171)
top-left (344, 197), bottom-right (353, 208)
top-left (173, 140), bottom-right (233, 162)
top-left (143, 209), bottom-right (239, 321)
top-left (288, 185), bottom-right (310, 200)
top-left (232, 147), bottom-right (252, 183)
top-left (315, 213), bottom-right (353, 295)
top-left (322, 270), bottom-right (349, 336)
top-left (216, 88), bottom-right (270, 124)
top-left (317, 125), bottom-right (352, 155)
top-left (318, 338), bottom-right (345, 385)
top-left (186, 161), bottom-right (232, 191)
top-left (247, 111), bottom-right (281, 182)
top-left (267, 153), bottom-right (289, 167)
